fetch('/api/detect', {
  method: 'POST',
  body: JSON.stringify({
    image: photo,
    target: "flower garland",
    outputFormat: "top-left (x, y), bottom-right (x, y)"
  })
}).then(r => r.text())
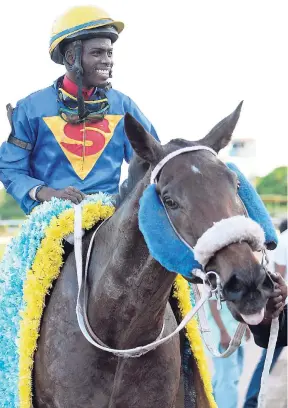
top-left (173, 275), bottom-right (217, 408)
top-left (0, 193), bottom-right (114, 408)
top-left (0, 194), bottom-right (215, 407)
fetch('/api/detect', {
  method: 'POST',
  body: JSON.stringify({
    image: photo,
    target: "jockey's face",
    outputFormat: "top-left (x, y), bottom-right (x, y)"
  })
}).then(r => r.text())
top-left (81, 38), bottom-right (113, 87)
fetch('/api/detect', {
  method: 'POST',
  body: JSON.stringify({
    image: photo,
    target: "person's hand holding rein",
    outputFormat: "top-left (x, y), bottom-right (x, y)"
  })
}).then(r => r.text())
top-left (264, 273), bottom-right (287, 321)
top-left (36, 186), bottom-right (86, 205)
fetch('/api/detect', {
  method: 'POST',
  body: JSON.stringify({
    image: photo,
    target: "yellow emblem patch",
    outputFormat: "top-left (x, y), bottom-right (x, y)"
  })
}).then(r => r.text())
top-left (43, 115), bottom-right (123, 179)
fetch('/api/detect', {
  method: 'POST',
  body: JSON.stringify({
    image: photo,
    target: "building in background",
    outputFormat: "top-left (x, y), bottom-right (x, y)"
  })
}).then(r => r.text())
top-left (220, 137), bottom-right (257, 184)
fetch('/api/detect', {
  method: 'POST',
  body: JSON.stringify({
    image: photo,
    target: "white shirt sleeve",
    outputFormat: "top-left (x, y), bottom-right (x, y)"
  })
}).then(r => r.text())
top-left (29, 185), bottom-right (42, 201)
top-left (273, 231), bottom-right (288, 267)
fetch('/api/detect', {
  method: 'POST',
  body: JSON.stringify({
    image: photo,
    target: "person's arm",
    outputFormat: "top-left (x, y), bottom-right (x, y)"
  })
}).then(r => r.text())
top-left (209, 300), bottom-right (231, 350)
top-left (273, 237), bottom-right (287, 277)
top-left (0, 103), bottom-right (85, 214)
top-left (124, 98), bottom-right (160, 164)
top-left (249, 273), bottom-right (287, 348)
top-left (275, 263), bottom-right (286, 277)
top-left (249, 306), bottom-right (287, 348)
top-left (0, 102), bottom-right (46, 214)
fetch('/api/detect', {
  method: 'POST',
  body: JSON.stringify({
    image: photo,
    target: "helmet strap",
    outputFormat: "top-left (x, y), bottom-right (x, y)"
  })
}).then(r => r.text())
top-left (64, 40), bottom-right (89, 121)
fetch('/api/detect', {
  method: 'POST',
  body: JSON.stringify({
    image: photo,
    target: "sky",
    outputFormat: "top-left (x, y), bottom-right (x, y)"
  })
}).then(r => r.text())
top-left (0, 0), bottom-right (287, 181)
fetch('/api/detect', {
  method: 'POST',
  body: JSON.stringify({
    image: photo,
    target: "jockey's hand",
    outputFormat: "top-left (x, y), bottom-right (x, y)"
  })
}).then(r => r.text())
top-left (36, 186), bottom-right (86, 204)
top-left (264, 273), bottom-right (287, 321)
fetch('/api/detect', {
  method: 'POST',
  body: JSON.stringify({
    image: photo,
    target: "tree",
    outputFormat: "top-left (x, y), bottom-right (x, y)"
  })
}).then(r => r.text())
top-left (256, 167), bottom-right (287, 196)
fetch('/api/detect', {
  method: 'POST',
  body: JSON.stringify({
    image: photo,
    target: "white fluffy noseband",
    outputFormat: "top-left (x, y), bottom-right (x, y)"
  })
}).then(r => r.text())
top-left (194, 215), bottom-right (265, 267)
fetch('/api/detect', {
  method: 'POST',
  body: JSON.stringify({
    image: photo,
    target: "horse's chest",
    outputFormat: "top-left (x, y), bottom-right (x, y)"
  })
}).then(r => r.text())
top-left (34, 264), bottom-right (119, 405)
top-left (34, 258), bottom-right (180, 407)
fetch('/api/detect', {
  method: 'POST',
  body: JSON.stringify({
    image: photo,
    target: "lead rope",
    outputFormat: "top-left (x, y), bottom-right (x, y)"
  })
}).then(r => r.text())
top-left (151, 144), bottom-right (279, 407)
top-left (193, 279), bottom-right (279, 408)
top-left (74, 203), bottom-right (279, 406)
top-left (193, 282), bottom-right (280, 408)
top-left (74, 204), bottom-right (215, 358)
top-left (257, 318), bottom-right (280, 408)
top-left (74, 205), bottom-right (244, 358)
top-left (192, 282), bottom-right (247, 358)
top-left (256, 252), bottom-right (280, 408)
top-left (74, 203), bottom-right (166, 358)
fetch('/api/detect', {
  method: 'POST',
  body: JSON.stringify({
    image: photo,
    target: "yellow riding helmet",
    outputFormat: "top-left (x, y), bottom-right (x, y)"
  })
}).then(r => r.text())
top-left (50, 5), bottom-right (124, 65)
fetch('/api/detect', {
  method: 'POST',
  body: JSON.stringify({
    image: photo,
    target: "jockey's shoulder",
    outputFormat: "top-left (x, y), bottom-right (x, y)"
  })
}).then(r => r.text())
top-left (107, 87), bottom-right (129, 99)
top-left (16, 85), bottom-right (56, 109)
top-left (106, 88), bottom-right (138, 109)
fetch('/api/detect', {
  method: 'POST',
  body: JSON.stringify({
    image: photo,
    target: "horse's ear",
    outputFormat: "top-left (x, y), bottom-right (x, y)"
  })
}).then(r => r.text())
top-left (124, 113), bottom-right (162, 164)
top-left (200, 101), bottom-right (243, 153)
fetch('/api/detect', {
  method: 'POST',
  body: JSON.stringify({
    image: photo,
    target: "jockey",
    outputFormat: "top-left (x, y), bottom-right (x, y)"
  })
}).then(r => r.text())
top-left (0, 5), bottom-right (159, 215)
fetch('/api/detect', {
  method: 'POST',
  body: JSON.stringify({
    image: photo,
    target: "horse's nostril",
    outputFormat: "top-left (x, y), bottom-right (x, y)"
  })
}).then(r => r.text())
top-left (261, 273), bottom-right (274, 291)
top-left (223, 288), bottom-right (244, 302)
top-left (223, 275), bottom-right (246, 302)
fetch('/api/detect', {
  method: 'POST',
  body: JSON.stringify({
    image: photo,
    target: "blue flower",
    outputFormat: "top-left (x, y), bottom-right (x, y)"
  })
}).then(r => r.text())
top-left (0, 194), bottom-right (112, 406)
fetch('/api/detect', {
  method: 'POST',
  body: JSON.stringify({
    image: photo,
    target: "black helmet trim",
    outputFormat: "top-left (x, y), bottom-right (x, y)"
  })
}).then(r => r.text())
top-left (63, 26), bottom-right (119, 44)
top-left (52, 26), bottom-right (119, 65)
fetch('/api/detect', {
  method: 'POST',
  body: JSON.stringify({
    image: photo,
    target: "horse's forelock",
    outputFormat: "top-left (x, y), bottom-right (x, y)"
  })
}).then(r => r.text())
top-left (164, 138), bottom-right (197, 154)
top-left (167, 138), bottom-right (193, 148)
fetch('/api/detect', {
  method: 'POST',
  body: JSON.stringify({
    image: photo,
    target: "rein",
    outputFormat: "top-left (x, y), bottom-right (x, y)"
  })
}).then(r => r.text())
top-left (73, 145), bottom-right (279, 406)
top-left (74, 204), bottom-right (211, 358)
top-left (74, 207), bottom-right (250, 358)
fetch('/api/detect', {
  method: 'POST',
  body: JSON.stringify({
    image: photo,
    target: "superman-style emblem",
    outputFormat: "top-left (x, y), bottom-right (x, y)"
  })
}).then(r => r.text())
top-left (43, 115), bottom-right (123, 179)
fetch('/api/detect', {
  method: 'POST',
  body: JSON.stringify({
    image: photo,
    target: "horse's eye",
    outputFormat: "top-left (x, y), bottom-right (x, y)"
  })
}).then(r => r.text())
top-left (230, 170), bottom-right (240, 190)
top-left (163, 196), bottom-right (179, 209)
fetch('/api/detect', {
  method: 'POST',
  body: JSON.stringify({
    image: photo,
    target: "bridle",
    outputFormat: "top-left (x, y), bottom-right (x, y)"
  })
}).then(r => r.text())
top-left (150, 145), bottom-right (271, 309)
top-left (73, 144), bottom-right (270, 358)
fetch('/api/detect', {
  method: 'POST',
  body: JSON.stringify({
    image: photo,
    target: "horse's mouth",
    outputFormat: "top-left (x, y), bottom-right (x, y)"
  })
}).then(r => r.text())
top-left (239, 308), bottom-right (265, 325)
top-left (227, 300), bottom-right (266, 325)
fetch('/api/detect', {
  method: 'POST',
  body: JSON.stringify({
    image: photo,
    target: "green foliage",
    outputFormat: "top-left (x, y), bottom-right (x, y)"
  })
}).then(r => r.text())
top-left (0, 189), bottom-right (25, 219)
top-left (256, 167), bottom-right (287, 196)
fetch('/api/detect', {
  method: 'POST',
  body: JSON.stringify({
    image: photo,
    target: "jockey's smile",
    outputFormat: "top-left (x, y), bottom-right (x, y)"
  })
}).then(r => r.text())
top-left (65, 38), bottom-right (114, 88)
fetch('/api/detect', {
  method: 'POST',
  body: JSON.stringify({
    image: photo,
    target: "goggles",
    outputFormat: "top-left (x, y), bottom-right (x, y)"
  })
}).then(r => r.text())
top-left (57, 86), bottom-right (110, 124)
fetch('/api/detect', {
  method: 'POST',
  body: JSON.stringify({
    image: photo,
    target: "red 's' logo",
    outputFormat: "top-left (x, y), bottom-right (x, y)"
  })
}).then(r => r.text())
top-left (61, 120), bottom-right (111, 157)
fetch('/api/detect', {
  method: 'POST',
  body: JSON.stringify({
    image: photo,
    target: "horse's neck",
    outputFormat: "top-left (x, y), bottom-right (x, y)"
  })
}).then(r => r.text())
top-left (88, 176), bottom-right (176, 349)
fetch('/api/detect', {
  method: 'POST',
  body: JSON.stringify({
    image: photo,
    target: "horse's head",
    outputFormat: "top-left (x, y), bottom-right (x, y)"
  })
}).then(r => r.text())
top-left (124, 103), bottom-right (274, 325)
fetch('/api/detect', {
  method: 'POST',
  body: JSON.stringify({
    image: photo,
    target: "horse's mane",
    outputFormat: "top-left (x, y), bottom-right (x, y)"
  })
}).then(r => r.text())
top-left (118, 155), bottom-right (150, 205)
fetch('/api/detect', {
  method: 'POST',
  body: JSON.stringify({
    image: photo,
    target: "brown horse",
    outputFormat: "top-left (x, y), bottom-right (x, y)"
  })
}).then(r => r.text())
top-left (33, 103), bottom-right (273, 407)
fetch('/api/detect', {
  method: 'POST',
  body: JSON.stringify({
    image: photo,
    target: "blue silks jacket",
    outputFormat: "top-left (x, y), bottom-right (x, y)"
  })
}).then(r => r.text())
top-left (0, 78), bottom-right (159, 214)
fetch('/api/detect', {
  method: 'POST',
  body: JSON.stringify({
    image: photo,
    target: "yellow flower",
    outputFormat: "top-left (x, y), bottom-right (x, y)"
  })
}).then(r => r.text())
top-left (19, 202), bottom-right (114, 408)
top-left (173, 275), bottom-right (217, 408)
